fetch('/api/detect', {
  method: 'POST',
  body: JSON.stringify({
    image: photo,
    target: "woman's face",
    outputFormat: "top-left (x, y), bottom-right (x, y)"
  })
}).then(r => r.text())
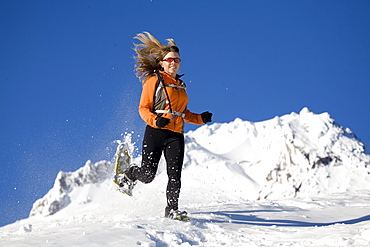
top-left (160, 52), bottom-right (181, 78)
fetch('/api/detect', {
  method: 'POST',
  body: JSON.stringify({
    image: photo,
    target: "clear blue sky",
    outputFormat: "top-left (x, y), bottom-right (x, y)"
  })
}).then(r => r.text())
top-left (1, 0), bottom-right (369, 227)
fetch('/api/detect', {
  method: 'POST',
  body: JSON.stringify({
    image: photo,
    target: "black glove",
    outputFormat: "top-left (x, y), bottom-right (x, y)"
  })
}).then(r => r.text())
top-left (201, 111), bottom-right (213, 123)
top-left (156, 117), bottom-right (170, 128)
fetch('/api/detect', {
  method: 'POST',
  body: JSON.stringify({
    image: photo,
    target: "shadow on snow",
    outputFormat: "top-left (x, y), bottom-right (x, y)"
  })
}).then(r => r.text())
top-left (191, 209), bottom-right (370, 227)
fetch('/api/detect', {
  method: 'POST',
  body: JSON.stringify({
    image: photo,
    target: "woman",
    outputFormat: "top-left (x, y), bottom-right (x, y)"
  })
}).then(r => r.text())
top-left (121, 32), bottom-right (212, 220)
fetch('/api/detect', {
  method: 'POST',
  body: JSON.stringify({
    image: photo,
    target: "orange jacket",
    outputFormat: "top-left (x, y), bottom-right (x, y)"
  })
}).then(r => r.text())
top-left (139, 71), bottom-right (204, 133)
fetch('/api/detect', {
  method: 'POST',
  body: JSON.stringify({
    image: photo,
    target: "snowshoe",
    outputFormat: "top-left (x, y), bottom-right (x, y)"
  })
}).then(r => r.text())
top-left (165, 209), bottom-right (190, 222)
top-left (113, 141), bottom-right (131, 180)
top-left (113, 141), bottom-right (136, 196)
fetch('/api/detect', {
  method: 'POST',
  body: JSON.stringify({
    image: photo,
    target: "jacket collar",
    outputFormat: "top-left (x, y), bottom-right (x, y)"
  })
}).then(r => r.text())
top-left (159, 70), bottom-right (185, 81)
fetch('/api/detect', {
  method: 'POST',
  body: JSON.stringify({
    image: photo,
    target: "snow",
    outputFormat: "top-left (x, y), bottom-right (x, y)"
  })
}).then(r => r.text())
top-left (1, 108), bottom-right (370, 246)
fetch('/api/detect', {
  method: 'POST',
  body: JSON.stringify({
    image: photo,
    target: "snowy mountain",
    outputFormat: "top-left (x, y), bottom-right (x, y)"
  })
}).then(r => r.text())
top-left (184, 107), bottom-right (369, 200)
top-left (2, 108), bottom-right (370, 246)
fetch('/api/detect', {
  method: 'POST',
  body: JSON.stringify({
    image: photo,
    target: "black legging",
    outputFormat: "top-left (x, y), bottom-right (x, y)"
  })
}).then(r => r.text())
top-left (128, 125), bottom-right (185, 211)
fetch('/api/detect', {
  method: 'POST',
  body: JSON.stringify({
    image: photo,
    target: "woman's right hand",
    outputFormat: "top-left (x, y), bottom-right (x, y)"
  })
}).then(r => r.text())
top-left (156, 117), bottom-right (170, 128)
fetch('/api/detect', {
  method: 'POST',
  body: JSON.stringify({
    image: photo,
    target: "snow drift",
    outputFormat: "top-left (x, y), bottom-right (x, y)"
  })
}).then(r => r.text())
top-left (30, 107), bottom-right (370, 218)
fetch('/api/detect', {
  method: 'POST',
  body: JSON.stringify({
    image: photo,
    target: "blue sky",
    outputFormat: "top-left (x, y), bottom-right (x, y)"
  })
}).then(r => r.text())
top-left (1, 0), bottom-right (369, 227)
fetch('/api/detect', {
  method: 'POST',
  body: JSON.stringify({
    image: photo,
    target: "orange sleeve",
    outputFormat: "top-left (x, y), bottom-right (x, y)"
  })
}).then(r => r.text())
top-left (138, 76), bottom-right (158, 128)
top-left (184, 109), bottom-right (204, 125)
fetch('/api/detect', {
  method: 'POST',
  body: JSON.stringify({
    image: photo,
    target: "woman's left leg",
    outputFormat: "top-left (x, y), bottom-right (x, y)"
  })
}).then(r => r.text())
top-left (164, 132), bottom-right (185, 213)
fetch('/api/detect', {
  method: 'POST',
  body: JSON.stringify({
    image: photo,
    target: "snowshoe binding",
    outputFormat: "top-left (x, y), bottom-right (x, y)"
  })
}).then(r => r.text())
top-left (114, 171), bottom-right (136, 196)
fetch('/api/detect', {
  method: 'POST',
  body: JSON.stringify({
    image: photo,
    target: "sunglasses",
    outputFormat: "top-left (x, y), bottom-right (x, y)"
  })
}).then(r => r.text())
top-left (162, 57), bottom-right (181, 63)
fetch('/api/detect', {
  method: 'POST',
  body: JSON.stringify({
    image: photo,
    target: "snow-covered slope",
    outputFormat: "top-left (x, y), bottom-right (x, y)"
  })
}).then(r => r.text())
top-left (2, 108), bottom-right (370, 246)
top-left (29, 107), bottom-right (370, 218)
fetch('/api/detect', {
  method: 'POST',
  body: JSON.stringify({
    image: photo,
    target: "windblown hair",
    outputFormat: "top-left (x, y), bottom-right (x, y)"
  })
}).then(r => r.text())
top-left (133, 32), bottom-right (180, 83)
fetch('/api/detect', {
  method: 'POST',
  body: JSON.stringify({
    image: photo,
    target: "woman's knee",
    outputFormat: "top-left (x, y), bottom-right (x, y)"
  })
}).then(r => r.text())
top-left (139, 166), bottom-right (157, 184)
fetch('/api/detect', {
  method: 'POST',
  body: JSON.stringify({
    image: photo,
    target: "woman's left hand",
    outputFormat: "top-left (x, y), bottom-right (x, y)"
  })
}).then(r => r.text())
top-left (201, 111), bottom-right (213, 123)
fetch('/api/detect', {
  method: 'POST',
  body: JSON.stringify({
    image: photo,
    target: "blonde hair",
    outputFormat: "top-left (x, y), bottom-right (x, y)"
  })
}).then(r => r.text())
top-left (133, 32), bottom-right (180, 83)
